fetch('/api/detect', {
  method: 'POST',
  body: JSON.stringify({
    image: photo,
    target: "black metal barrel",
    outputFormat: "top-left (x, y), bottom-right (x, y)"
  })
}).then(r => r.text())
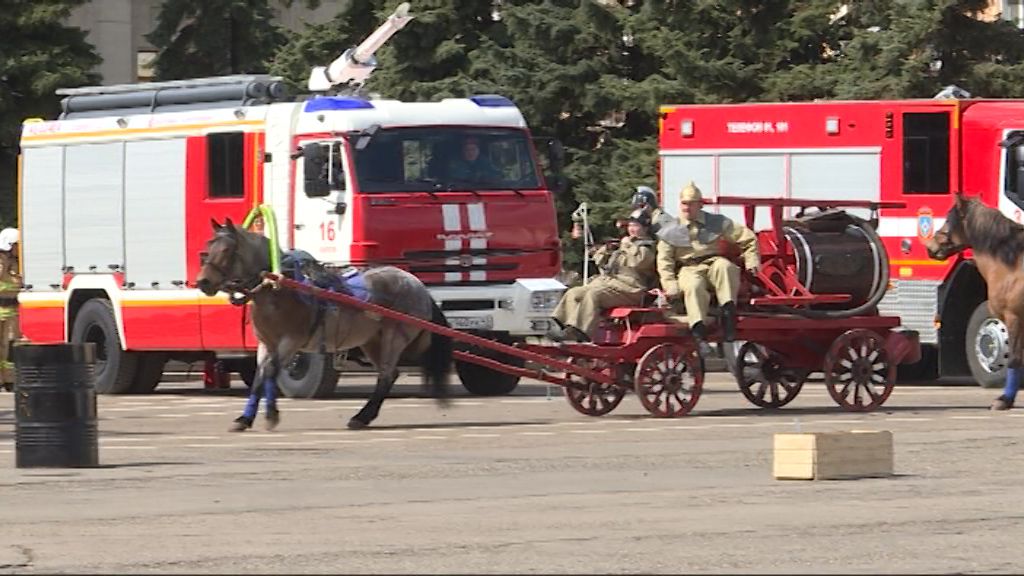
top-left (13, 343), bottom-right (99, 468)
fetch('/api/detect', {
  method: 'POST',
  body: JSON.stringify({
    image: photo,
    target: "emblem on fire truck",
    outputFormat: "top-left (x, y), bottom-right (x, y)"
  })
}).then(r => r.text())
top-left (917, 207), bottom-right (934, 241)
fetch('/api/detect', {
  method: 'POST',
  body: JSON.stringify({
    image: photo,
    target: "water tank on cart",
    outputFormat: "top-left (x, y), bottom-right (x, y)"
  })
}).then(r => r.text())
top-left (780, 210), bottom-right (887, 313)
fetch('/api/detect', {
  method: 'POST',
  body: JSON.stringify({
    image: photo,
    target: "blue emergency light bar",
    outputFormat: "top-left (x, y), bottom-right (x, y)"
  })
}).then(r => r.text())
top-left (469, 95), bottom-right (516, 107)
top-left (304, 96), bottom-right (375, 112)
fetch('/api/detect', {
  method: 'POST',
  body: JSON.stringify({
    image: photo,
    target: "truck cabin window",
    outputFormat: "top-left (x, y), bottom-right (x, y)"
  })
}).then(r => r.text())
top-left (902, 112), bottom-right (950, 194)
top-left (1003, 130), bottom-right (1024, 207)
top-left (208, 132), bottom-right (245, 198)
top-left (353, 127), bottom-right (542, 193)
top-left (302, 141), bottom-right (345, 198)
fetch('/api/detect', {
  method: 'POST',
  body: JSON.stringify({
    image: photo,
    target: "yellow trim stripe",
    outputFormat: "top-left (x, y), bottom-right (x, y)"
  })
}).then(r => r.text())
top-left (890, 259), bottom-right (948, 266)
top-left (16, 152), bottom-right (22, 277)
top-left (20, 296), bottom-right (236, 309)
top-left (19, 300), bottom-right (63, 309)
top-left (22, 120), bottom-right (265, 143)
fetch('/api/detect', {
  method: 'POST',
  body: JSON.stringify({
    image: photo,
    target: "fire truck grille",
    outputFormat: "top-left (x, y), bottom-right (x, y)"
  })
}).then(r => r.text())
top-left (878, 279), bottom-right (939, 344)
top-left (408, 263), bottom-right (517, 274)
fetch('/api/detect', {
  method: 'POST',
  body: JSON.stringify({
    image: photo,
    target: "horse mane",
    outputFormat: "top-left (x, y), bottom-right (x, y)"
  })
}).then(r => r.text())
top-left (961, 198), bottom-right (1024, 268)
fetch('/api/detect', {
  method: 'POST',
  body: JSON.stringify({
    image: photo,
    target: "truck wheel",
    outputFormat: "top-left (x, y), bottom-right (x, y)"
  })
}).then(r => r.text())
top-left (454, 340), bottom-right (522, 396)
top-left (276, 352), bottom-right (338, 399)
top-left (131, 353), bottom-right (166, 394)
top-left (70, 299), bottom-right (138, 394)
top-left (966, 301), bottom-right (1009, 389)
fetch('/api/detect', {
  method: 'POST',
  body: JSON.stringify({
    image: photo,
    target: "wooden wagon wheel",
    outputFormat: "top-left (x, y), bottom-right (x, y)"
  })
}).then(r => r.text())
top-left (563, 357), bottom-right (625, 417)
top-left (634, 343), bottom-right (703, 417)
top-left (823, 329), bottom-right (895, 412)
top-left (734, 341), bottom-right (809, 409)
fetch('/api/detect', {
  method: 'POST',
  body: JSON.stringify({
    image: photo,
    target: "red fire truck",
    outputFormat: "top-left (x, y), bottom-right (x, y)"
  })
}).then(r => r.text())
top-left (658, 96), bottom-right (1024, 387)
top-left (15, 5), bottom-right (566, 398)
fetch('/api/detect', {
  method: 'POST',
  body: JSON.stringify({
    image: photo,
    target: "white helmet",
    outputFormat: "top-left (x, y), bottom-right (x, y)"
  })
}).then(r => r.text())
top-left (0, 228), bottom-right (19, 251)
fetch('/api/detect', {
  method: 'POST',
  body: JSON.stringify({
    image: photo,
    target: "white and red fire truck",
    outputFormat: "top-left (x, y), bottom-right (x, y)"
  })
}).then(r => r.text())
top-left (658, 94), bottom-right (1024, 387)
top-left (15, 5), bottom-right (566, 398)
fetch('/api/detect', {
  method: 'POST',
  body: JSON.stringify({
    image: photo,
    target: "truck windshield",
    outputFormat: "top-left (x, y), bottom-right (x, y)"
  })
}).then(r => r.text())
top-left (353, 127), bottom-right (542, 193)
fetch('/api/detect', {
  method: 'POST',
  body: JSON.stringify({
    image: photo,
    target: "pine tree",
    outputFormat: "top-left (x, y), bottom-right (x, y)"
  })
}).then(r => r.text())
top-left (828, 0), bottom-right (1024, 99)
top-left (147, 0), bottom-right (319, 81)
top-left (0, 0), bottom-right (100, 226)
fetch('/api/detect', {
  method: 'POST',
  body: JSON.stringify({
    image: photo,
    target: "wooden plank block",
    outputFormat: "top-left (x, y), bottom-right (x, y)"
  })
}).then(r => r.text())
top-left (773, 430), bottom-right (893, 480)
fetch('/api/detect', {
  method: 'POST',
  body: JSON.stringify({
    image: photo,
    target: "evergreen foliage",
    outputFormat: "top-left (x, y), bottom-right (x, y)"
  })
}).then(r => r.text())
top-left (0, 0), bottom-right (100, 227)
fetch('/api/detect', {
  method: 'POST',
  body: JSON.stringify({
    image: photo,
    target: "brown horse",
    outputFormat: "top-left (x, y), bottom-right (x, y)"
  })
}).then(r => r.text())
top-left (925, 193), bottom-right (1024, 409)
top-left (195, 219), bottom-right (453, 430)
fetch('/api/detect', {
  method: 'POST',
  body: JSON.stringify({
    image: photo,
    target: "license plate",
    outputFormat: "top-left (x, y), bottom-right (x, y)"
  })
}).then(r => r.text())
top-left (449, 315), bottom-right (494, 330)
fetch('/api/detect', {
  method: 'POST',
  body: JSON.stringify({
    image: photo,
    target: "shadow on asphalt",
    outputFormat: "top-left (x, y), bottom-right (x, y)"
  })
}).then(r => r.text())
top-left (358, 419), bottom-right (557, 431)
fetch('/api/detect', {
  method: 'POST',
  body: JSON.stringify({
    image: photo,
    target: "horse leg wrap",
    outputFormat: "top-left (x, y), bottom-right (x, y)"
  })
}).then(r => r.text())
top-left (242, 385), bottom-right (262, 420)
top-left (265, 377), bottom-right (278, 413)
top-left (1001, 367), bottom-right (1020, 404)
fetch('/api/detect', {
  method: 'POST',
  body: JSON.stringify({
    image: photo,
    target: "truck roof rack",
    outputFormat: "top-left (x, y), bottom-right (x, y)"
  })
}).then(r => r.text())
top-left (58, 74), bottom-right (290, 119)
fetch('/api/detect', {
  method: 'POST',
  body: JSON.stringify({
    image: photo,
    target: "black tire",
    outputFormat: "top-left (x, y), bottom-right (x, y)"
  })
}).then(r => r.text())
top-left (276, 352), bottom-right (338, 399)
top-left (70, 299), bottom-right (137, 394)
top-left (232, 356), bottom-right (257, 388)
top-left (131, 353), bottom-right (166, 394)
top-left (896, 344), bottom-right (939, 383)
top-left (454, 339), bottom-right (522, 396)
top-left (966, 301), bottom-right (1009, 389)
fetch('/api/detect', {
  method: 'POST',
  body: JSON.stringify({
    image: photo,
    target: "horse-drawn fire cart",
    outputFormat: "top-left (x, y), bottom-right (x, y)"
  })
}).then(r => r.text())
top-left (264, 197), bottom-right (921, 419)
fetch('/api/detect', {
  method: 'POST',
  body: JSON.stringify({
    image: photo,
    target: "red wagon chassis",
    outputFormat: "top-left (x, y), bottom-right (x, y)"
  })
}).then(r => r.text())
top-left (264, 197), bottom-right (921, 419)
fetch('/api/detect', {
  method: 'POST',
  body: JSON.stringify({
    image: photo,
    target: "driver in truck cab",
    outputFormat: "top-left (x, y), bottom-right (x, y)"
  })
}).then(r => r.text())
top-left (448, 135), bottom-right (502, 183)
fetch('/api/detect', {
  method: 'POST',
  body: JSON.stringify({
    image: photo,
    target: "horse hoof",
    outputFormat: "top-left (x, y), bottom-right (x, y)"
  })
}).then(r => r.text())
top-left (991, 396), bottom-right (1014, 411)
top-left (347, 418), bottom-right (369, 430)
top-left (265, 411), bottom-right (280, 431)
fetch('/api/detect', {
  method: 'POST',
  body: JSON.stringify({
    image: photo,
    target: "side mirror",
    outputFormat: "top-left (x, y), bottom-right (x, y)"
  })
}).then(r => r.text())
top-left (302, 143), bottom-right (330, 198)
top-left (354, 124), bottom-right (380, 151)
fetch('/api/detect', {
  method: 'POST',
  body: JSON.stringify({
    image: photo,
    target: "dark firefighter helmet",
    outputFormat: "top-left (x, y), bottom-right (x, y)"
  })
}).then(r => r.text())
top-left (631, 185), bottom-right (658, 210)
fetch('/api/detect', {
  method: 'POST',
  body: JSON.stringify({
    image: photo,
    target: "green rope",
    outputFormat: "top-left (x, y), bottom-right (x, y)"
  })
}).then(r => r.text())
top-left (242, 205), bottom-right (281, 274)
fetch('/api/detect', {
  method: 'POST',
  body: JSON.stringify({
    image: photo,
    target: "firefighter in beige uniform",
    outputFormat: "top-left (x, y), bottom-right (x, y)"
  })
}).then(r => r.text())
top-left (0, 228), bottom-right (21, 389)
top-left (657, 182), bottom-right (759, 347)
top-left (549, 211), bottom-right (658, 342)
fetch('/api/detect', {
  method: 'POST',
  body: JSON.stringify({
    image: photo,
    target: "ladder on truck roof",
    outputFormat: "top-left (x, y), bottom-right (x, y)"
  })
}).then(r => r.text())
top-left (56, 2), bottom-right (414, 120)
top-left (57, 74), bottom-right (290, 120)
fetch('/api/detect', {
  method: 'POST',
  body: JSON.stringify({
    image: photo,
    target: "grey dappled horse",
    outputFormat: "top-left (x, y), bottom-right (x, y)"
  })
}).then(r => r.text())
top-left (195, 219), bottom-right (452, 431)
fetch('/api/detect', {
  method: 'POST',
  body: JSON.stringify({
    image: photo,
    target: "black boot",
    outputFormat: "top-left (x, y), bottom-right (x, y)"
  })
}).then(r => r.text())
top-left (721, 301), bottom-right (737, 342)
top-left (564, 325), bottom-right (591, 343)
top-left (690, 321), bottom-right (713, 357)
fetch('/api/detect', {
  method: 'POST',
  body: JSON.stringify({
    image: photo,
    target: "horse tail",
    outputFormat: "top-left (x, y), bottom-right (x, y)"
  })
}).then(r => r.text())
top-left (422, 301), bottom-right (453, 403)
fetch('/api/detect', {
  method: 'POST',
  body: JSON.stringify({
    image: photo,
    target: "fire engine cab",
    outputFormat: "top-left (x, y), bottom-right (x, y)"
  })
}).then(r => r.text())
top-left (659, 95), bottom-right (1024, 387)
top-left (16, 5), bottom-right (566, 398)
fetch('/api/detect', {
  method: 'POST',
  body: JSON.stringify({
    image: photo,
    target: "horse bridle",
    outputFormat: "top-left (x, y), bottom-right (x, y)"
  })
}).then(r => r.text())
top-left (202, 233), bottom-right (265, 305)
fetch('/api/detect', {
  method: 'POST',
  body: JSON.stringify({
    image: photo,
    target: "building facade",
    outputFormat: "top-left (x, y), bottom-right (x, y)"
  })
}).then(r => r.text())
top-left (66, 0), bottom-right (348, 85)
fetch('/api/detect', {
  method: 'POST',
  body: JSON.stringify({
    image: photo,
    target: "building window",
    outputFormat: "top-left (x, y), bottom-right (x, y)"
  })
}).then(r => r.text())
top-left (902, 112), bottom-right (950, 194)
top-left (208, 132), bottom-right (244, 198)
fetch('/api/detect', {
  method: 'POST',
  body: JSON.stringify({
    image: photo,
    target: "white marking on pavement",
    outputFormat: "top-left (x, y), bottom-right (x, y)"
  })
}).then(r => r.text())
top-left (460, 433), bottom-right (499, 438)
top-left (103, 445), bottom-right (157, 450)
top-left (951, 415), bottom-right (992, 420)
top-left (885, 417), bottom-right (933, 422)
top-left (411, 435), bottom-right (447, 440)
top-left (518, 431), bottom-right (555, 436)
